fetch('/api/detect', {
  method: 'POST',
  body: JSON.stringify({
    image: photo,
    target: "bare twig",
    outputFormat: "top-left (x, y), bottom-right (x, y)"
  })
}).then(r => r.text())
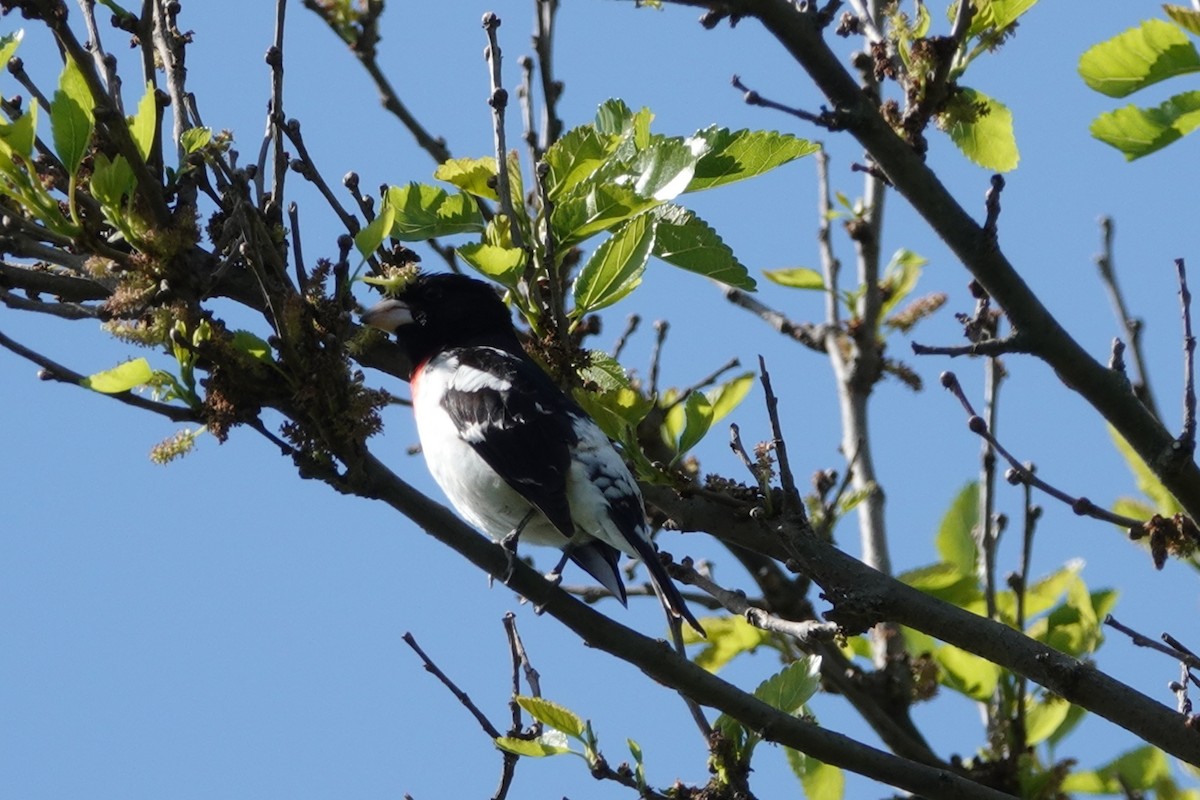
top-left (482, 13), bottom-right (525, 251)
top-left (402, 631), bottom-right (504, 739)
top-left (0, 327), bottom-right (199, 423)
top-left (649, 320), bottom-right (668, 397)
top-left (531, 0), bottom-right (564, 152)
top-left (1105, 616), bottom-right (1200, 673)
top-left (758, 356), bottom-right (803, 515)
top-left (724, 287), bottom-right (829, 351)
top-left (1095, 217), bottom-right (1157, 417)
top-left (1177, 259), bottom-right (1196, 451)
top-left (732, 74), bottom-right (834, 128)
top-left (940, 371), bottom-right (1144, 529)
top-left (982, 174), bottom-right (1004, 243)
top-left (816, 146), bottom-right (841, 326)
top-left (611, 313), bottom-right (640, 360)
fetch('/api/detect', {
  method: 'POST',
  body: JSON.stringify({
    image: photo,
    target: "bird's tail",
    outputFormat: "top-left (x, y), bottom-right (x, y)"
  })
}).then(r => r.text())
top-left (566, 540), bottom-right (627, 605)
top-left (641, 548), bottom-right (705, 637)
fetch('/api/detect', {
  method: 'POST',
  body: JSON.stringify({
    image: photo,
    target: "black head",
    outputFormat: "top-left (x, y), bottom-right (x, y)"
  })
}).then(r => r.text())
top-left (360, 273), bottom-right (521, 367)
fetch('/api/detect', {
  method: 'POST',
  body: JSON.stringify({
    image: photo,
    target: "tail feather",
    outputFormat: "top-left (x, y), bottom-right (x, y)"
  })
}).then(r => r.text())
top-left (617, 528), bottom-right (705, 637)
top-left (566, 541), bottom-right (627, 606)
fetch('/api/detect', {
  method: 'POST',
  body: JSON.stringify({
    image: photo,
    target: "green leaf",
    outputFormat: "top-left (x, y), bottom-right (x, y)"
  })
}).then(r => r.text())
top-left (515, 696), bottom-right (586, 739)
top-left (651, 205), bottom-right (755, 289)
top-left (706, 372), bottom-right (754, 426)
top-left (594, 98), bottom-right (635, 136)
top-left (552, 182), bottom-right (659, 249)
top-left (689, 615), bottom-right (773, 672)
top-left (618, 134), bottom-right (704, 202)
top-left (938, 87), bottom-right (1019, 172)
top-left (935, 642), bottom-right (999, 701)
top-left (0, 101), bottom-right (38, 161)
top-left (51, 56), bottom-right (96, 173)
top-left (675, 390), bottom-right (715, 457)
top-left (494, 734), bottom-right (574, 758)
top-left (1079, 18), bottom-right (1200, 99)
top-left (180, 126), bottom-right (212, 154)
top-left (0, 29), bottom-right (23, 67)
top-left (383, 183), bottom-right (485, 241)
top-left (1023, 693), bottom-right (1072, 746)
top-left (543, 125), bottom-right (621, 200)
top-left (572, 213), bottom-right (655, 315)
top-left (753, 657), bottom-right (822, 715)
top-left (879, 249), bottom-right (927, 318)
top-left (231, 330), bottom-right (274, 364)
top-left (1166, 4), bottom-right (1200, 36)
top-left (353, 202), bottom-right (395, 259)
top-left (81, 357), bottom-right (153, 393)
top-left (1061, 745), bottom-right (1171, 793)
top-left (130, 82), bottom-right (157, 162)
top-left (1108, 425), bottom-right (1184, 514)
top-left (579, 350), bottom-right (630, 392)
top-left (457, 242), bottom-right (526, 288)
top-left (898, 562), bottom-right (981, 607)
top-left (786, 748), bottom-right (845, 800)
top-left (89, 152), bottom-right (135, 209)
top-left (433, 156), bottom-right (499, 200)
top-left (936, 482), bottom-right (979, 575)
top-left (1089, 90), bottom-right (1200, 160)
top-left (687, 126), bottom-right (818, 192)
top-left (763, 267), bottom-right (825, 290)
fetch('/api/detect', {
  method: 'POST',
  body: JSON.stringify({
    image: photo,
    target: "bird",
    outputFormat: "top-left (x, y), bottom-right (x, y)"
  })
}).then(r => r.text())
top-left (361, 271), bottom-right (702, 634)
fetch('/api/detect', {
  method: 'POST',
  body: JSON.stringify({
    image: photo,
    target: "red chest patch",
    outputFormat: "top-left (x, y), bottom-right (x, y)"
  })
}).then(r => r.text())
top-left (410, 356), bottom-right (431, 399)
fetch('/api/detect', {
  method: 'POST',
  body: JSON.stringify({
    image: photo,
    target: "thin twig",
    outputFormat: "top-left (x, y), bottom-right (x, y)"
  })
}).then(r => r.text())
top-left (482, 13), bottom-right (525, 250)
top-left (402, 631), bottom-right (504, 739)
top-left (660, 357), bottom-right (742, 413)
top-left (1105, 616), bottom-right (1200, 673)
top-left (732, 74), bottom-right (834, 128)
top-left (758, 356), bottom-right (802, 515)
top-left (0, 327), bottom-right (200, 423)
top-left (649, 320), bottom-right (668, 397)
top-left (532, 0), bottom-right (563, 151)
top-left (671, 560), bottom-right (839, 645)
top-left (982, 175), bottom-right (1004, 243)
top-left (611, 314), bottom-right (640, 360)
top-left (816, 146), bottom-right (841, 327)
top-left (940, 371), bottom-right (1144, 528)
top-left (1095, 217), bottom-right (1158, 418)
top-left (724, 287), bottom-right (829, 351)
top-left (1177, 259), bottom-right (1196, 451)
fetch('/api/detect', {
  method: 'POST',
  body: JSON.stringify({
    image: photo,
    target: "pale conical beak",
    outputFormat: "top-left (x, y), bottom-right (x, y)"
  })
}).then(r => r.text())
top-left (361, 298), bottom-right (413, 333)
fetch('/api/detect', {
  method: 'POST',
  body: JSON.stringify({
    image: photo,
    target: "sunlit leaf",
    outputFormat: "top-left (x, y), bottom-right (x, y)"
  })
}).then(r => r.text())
top-left (753, 657), bottom-right (822, 715)
top-left (383, 183), bottom-right (485, 241)
top-left (936, 482), bottom-right (979, 575)
top-left (89, 153), bottom-right (135, 209)
top-left (763, 267), bottom-right (825, 290)
top-left (433, 156), bottom-right (498, 200)
top-left (180, 126), bottom-right (212, 154)
top-left (675, 390), bottom-right (714, 457)
top-left (572, 213), bottom-right (655, 315)
top-left (687, 126), bottom-right (818, 192)
top-left (651, 204), bottom-right (754, 289)
top-left (516, 696), bottom-right (586, 739)
top-left (81, 357), bottom-right (153, 393)
top-left (0, 29), bottom-right (23, 67)
top-left (552, 182), bottom-right (659, 249)
top-left (1060, 745), bottom-right (1171, 793)
top-left (880, 249), bottom-right (927, 318)
top-left (353, 202), bottom-right (395, 259)
top-left (786, 748), bottom-right (845, 800)
top-left (0, 101), bottom-right (38, 161)
top-left (1089, 90), bottom-right (1200, 160)
top-left (457, 242), bottom-right (525, 288)
top-left (688, 615), bottom-right (772, 672)
top-left (898, 562), bottom-right (981, 606)
top-left (938, 87), bottom-right (1019, 172)
top-left (130, 82), bottom-right (157, 161)
top-left (51, 56), bottom-right (95, 173)
top-left (578, 350), bottom-right (630, 392)
top-left (543, 124), bottom-right (620, 199)
top-left (494, 733), bottom-right (574, 757)
top-left (706, 372), bottom-right (754, 426)
top-left (1166, 4), bottom-right (1200, 36)
top-left (1024, 693), bottom-right (1072, 745)
top-left (1108, 425), bottom-right (1184, 514)
top-left (594, 98), bottom-right (635, 136)
top-left (1079, 18), bottom-right (1200, 98)
top-left (231, 330), bottom-right (274, 364)
top-left (935, 642), bottom-right (999, 701)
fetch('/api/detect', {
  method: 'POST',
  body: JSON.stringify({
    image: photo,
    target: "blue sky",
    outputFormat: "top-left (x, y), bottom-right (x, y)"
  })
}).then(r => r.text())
top-left (2, 1), bottom-right (1199, 797)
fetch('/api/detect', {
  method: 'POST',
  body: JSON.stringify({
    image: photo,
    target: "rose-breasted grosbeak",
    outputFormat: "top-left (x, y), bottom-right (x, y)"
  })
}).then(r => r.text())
top-left (362, 272), bottom-right (701, 633)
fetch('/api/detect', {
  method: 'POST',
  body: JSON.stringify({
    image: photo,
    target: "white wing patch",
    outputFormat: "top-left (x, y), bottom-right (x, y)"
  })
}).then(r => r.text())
top-left (450, 362), bottom-right (513, 394)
